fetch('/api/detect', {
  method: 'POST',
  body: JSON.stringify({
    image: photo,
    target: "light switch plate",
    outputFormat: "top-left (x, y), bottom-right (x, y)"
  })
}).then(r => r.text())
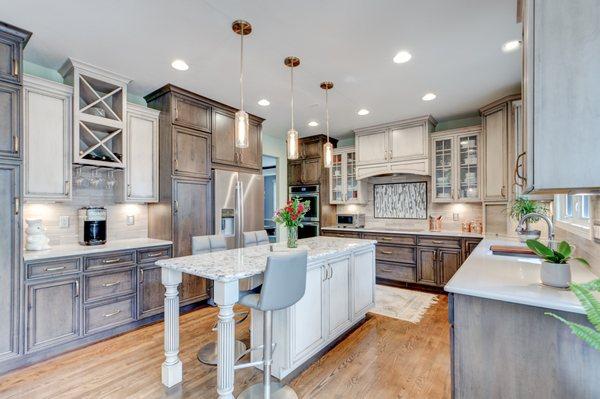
top-left (126, 215), bottom-right (135, 226)
top-left (59, 216), bottom-right (69, 228)
top-left (453, 213), bottom-right (459, 221)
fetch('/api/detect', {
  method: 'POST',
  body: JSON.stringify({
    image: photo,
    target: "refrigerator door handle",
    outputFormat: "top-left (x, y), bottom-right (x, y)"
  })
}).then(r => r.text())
top-left (235, 179), bottom-right (244, 248)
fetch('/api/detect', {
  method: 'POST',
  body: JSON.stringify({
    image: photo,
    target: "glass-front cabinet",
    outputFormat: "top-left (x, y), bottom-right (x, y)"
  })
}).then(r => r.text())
top-left (431, 126), bottom-right (481, 203)
top-left (330, 147), bottom-right (367, 204)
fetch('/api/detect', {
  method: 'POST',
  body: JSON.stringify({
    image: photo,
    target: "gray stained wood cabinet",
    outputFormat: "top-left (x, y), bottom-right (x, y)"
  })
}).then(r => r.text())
top-left (211, 108), bottom-right (262, 171)
top-left (0, 22), bottom-right (30, 85)
top-left (172, 93), bottom-right (211, 132)
top-left (0, 82), bottom-right (20, 159)
top-left (138, 264), bottom-right (164, 318)
top-left (173, 125), bottom-right (211, 179)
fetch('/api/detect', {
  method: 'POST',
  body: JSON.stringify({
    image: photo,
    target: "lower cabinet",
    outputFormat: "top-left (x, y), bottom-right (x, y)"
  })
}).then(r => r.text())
top-left (416, 247), bottom-right (438, 286)
top-left (138, 264), bottom-right (165, 318)
top-left (353, 249), bottom-right (375, 317)
top-left (327, 256), bottom-right (351, 337)
top-left (417, 246), bottom-right (462, 287)
top-left (291, 265), bottom-right (325, 360)
top-left (26, 277), bottom-right (81, 353)
top-left (438, 248), bottom-right (462, 286)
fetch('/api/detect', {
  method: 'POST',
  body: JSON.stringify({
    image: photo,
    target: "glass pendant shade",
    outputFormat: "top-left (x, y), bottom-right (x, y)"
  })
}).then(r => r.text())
top-left (234, 110), bottom-right (249, 148)
top-left (287, 128), bottom-right (299, 160)
top-left (323, 142), bottom-right (334, 168)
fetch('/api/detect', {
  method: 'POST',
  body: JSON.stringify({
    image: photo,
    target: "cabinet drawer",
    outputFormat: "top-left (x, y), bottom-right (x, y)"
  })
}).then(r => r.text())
top-left (84, 251), bottom-right (135, 271)
top-left (376, 244), bottom-right (416, 264)
top-left (376, 261), bottom-right (416, 283)
top-left (137, 246), bottom-right (171, 264)
top-left (84, 295), bottom-right (136, 335)
top-left (363, 233), bottom-right (416, 246)
top-left (26, 257), bottom-right (81, 280)
top-left (84, 268), bottom-right (136, 303)
top-left (322, 230), bottom-right (361, 239)
top-left (417, 236), bottom-right (461, 249)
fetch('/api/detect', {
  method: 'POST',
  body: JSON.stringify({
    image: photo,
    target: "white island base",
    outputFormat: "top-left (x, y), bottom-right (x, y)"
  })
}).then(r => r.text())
top-left (156, 237), bottom-right (376, 398)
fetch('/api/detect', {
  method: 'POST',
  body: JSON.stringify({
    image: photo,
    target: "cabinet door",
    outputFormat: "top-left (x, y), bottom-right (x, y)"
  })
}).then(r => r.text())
top-left (462, 238), bottom-right (481, 262)
top-left (438, 248), bottom-right (462, 286)
top-left (288, 161), bottom-right (303, 185)
top-left (292, 265), bottom-right (325, 361)
top-left (172, 94), bottom-right (211, 132)
top-left (138, 265), bottom-right (164, 319)
top-left (125, 106), bottom-right (158, 202)
top-left (0, 82), bottom-right (19, 159)
top-left (432, 136), bottom-right (454, 202)
top-left (330, 153), bottom-right (344, 203)
top-left (212, 109), bottom-right (236, 166)
top-left (301, 158), bottom-right (321, 185)
top-left (301, 138), bottom-right (322, 159)
top-left (0, 36), bottom-right (20, 84)
top-left (483, 104), bottom-right (508, 201)
top-left (24, 79), bottom-right (72, 200)
top-left (389, 124), bottom-right (426, 161)
top-left (172, 126), bottom-right (211, 179)
top-left (353, 249), bottom-right (375, 317)
top-left (356, 130), bottom-right (387, 165)
top-left (344, 151), bottom-right (363, 203)
top-left (173, 179), bottom-right (210, 303)
top-left (26, 277), bottom-right (81, 352)
top-left (327, 257), bottom-right (351, 336)
top-left (0, 163), bottom-right (19, 361)
top-left (417, 247), bottom-right (437, 286)
top-left (457, 133), bottom-right (481, 201)
top-left (238, 121), bottom-right (261, 170)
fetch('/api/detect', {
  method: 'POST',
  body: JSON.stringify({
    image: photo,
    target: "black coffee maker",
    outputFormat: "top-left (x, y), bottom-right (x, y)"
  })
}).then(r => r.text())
top-left (78, 207), bottom-right (107, 245)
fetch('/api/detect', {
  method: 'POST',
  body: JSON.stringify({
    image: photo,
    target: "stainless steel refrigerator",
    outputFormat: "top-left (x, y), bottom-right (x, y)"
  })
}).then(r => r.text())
top-left (213, 169), bottom-right (264, 249)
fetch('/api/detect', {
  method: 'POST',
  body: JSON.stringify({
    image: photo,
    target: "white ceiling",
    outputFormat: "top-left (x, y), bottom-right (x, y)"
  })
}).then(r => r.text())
top-left (2, 0), bottom-right (521, 139)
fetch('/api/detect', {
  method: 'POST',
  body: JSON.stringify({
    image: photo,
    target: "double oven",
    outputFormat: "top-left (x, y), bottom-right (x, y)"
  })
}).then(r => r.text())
top-left (288, 185), bottom-right (320, 238)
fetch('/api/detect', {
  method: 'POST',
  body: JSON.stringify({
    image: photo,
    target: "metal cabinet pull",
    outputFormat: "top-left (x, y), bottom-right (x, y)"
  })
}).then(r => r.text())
top-left (146, 252), bottom-right (163, 258)
top-left (322, 266), bottom-right (327, 281)
top-left (174, 200), bottom-right (179, 213)
top-left (433, 251), bottom-right (437, 261)
top-left (45, 266), bottom-right (66, 272)
top-left (381, 237), bottom-right (393, 241)
top-left (102, 258), bottom-right (122, 264)
top-left (65, 180), bottom-right (70, 196)
top-left (103, 309), bottom-right (122, 318)
top-left (13, 135), bottom-right (19, 153)
top-left (13, 57), bottom-right (19, 76)
top-left (380, 250), bottom-right (393, 255)
top-left (102, 281), bottom-right (121, 287)
top-left (174, 159), bottom-right (179, 170)
top-left (14, 197), bottom-right (19, 215)
top-left (174, 106), bottom-right (179, 120)
top-left (500, 185), bottom-right (506, 198)
top-left (140, 268), bottom-right (144, 284)
top-left (431, 240), bottom-right (444, 245)
top-left (329, 265), bottom-right (334, 279)
top-left (74, 280), bottom-right (80, 297)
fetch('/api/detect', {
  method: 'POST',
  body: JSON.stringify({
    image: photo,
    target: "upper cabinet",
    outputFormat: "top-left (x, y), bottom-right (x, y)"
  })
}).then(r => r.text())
top-left (330, 147), bottom-right (367, 204)
top-left (354, 116), bottom-right (437, 179)
top-left (171, 94), bottom-right (211, 132)
top-left (211, 108), bottom-right (262, 171)
top-left (481, 99), bottom-right (510, 202)
top-left (0, 22), bottom-right (30, 85)
top-left (287, 135), bottom-right (337, 186)
top-left (431, 126), bottom-right (482, 203)
top-left (23, 75), bottom-right (73, 201)
top-left (522, 0), bottom-right (600, 192)
top-left (0, 82), bottom-right (20, 159)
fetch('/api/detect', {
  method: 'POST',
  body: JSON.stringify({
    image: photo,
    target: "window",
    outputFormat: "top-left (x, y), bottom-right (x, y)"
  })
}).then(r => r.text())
top-left (555, 194), bottom-right (592, 237)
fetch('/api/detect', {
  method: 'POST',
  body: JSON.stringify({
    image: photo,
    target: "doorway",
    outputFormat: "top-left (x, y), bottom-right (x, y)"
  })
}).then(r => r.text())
top-left (263, 155), bottom-right (277, 242)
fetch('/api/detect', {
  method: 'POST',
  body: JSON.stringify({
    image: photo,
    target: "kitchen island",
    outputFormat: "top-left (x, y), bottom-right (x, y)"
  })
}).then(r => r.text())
top-left (156, 236), bottom-right (376, 399)
top-left (445, 239), bottom-right (600, 399)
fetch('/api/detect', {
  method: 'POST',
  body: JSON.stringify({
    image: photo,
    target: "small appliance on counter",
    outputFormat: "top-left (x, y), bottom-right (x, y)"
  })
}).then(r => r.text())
top-left (78, 207), bottom-right (107, 246)
top-left (337, 213), bottom-right (365, 228)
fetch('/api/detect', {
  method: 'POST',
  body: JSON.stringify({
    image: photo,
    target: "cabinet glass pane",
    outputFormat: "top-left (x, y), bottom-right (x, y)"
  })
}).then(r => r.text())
top-left (345, 152), bottom-right (358, 200)
top-left (434, 138), bottom-right (453, 199)
top-left (458, 135), bottom-right (478, 199)
top-left (331, 153), bottom-right (343, 202)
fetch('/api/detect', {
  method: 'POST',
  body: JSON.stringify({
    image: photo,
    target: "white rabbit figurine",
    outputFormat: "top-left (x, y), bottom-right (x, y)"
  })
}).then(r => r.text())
top-left (25, 219), bottom-right (50, 251)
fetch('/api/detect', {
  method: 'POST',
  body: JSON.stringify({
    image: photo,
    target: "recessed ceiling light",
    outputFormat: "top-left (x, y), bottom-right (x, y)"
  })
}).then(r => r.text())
top-left (357, 109), bottom-right (370, 116)
top-left (171, 59), bottom-right (189, 71)
top-left (502, 40), bottom-right (521, 53)
top-left (258, 99), bottom-right (270, 106)
top-left (422, 93), bottom-right (437, 101)
top-left (308, 121), bottom-right (319, 127)
top-left (393, 51), bottom-right (412, 64)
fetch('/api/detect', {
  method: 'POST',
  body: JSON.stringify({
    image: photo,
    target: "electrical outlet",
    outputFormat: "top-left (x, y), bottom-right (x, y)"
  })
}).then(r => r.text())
top-left (453, 213), bottom-right (459, 221)
top-left (126, 215), bottom-right (135, 226)
top-left (59, 216), bottom-right (69, 228)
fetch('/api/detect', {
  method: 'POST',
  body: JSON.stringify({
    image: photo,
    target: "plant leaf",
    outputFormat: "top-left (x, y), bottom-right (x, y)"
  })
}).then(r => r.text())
top-left (574, 257), bottom-right (591, 268)
top-left (557, 241), bottom-right (572, 258)
top-left (526, 239), bottom-right (554, 258)
top-left (545, 312), bottom-right (600, 350)
top-left (570, 283), bottom-right (600, 330)
top-left (580, 279), bottom-right (600, 292)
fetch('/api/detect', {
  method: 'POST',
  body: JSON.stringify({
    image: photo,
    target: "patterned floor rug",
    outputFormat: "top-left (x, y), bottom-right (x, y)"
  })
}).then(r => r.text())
top-left (370, 284), bottom-right (439, 324)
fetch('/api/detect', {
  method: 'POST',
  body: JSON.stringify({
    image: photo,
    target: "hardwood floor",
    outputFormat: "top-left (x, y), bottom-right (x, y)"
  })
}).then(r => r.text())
top-left (0, 297), bottom-right (450, 399)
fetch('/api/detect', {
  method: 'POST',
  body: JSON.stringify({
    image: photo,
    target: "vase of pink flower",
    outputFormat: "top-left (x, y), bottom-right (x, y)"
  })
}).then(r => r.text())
top-left (273, 197), bottom-right (311, 248)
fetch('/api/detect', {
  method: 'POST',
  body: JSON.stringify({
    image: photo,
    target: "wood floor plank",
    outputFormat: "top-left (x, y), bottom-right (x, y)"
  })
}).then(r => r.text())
top-left (0, 297), bottom-right (450, 399)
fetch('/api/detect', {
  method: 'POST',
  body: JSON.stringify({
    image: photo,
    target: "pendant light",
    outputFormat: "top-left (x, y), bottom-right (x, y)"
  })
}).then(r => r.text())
top-left (285, 56), bottom-right (300, 160)
top-left (232, 20), bottom-right (251, 148)
top-left (321, 81), bottom-right (334, 168)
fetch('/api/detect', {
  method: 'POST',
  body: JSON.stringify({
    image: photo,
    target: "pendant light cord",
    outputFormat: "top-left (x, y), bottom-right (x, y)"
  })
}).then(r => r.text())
top-left (325, 87), bottom-right (330, 142)
top-left (291, 66), bottom-right (294, 130)
top-left (240, 30), bottom-right (244, 112)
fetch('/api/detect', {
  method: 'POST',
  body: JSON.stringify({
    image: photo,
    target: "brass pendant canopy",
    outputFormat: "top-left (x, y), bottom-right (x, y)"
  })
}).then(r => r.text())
top-left (284, 56), bottom-right (300, 68)
top-left (232, 20), bottom-right (252, 35)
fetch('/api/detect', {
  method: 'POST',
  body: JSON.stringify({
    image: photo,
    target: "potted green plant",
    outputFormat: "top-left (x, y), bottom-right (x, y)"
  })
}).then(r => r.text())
top-left (545, 278), bottom-right (600, 351)
top-left (526, 239), bottom-right (590, 288)
top-left (273, 197), bottom-right (311, 248)
top-left (510, 197), bottom-right (548, 242)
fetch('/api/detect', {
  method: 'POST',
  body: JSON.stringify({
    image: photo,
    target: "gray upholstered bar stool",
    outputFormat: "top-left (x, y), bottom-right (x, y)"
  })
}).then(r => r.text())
top-left (192, 235), bottom-right (248, 365)
top-left (237, 251), bottom-right (308, 399)
top-left (243, 230), bottom-right (270, 247)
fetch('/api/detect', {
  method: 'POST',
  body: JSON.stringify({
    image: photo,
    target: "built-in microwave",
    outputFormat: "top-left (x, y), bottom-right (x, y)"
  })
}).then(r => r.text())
top-left (337, 213), bottom-right (365, 228)
top-left (289, 185), bottom-right (319, 222)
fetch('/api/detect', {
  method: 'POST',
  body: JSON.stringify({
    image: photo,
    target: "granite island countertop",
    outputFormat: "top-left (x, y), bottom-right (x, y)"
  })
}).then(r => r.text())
top-left (321, 226), bottom-right (484, 238)
top-left (445, 238), bottom-right (599, 314)
top-left (156, 236), bottom-right (376, 282)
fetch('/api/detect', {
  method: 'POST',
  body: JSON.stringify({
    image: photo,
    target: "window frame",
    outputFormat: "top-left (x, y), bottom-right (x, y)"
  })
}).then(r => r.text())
top-left (555, 194), bottom-right (592, 239)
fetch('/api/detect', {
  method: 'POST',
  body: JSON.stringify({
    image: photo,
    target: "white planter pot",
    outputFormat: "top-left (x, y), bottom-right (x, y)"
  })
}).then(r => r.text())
top-left (540, 261), bottom-right (571, 288)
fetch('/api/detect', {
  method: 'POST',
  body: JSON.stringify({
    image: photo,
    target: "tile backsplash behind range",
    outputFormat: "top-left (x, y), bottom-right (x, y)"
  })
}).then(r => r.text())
top-left (337, 174), bottom-right (482, 231)
top-left (23, 184), bottom-right (148, 246)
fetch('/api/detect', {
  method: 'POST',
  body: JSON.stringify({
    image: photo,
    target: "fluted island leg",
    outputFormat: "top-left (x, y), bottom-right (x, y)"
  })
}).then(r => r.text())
top-left (161, 268), bottom-right (183, 387)
top-left (213, 279), bottom-right (240, 399)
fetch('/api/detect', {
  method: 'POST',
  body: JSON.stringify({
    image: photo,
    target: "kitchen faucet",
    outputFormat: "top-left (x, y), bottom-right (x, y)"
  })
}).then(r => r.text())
top-left (517, 212), bottom-right (555, 248)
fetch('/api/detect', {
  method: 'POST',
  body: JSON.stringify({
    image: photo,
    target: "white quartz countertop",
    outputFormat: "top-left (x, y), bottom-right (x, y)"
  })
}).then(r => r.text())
top-left (444, 238), bottom-right (599, 314)
top-left (321, 226), bottom-right (483, 238)
top-left (24, 238), bottom-right (173, 262)
top-left (156, 236), bottom-right (376, 282)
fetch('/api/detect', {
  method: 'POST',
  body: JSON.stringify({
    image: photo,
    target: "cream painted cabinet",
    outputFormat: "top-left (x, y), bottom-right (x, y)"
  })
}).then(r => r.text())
top-left (326, 256), bottom-right (351, 337)
top-left (330, 147), bottom-right (367, 204)
top-left (352, 248), bottom-right (375, 318)
top-left (481, 100), bottom-right (512, 202)
top-left (23, 75), bottom-right (72, 201)
top-left (355, 116), bottom-right (436, 179)
top-left (291, 265), bottom-right (325, 361)
top-left (117, 103), bottom-right (159, 203)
